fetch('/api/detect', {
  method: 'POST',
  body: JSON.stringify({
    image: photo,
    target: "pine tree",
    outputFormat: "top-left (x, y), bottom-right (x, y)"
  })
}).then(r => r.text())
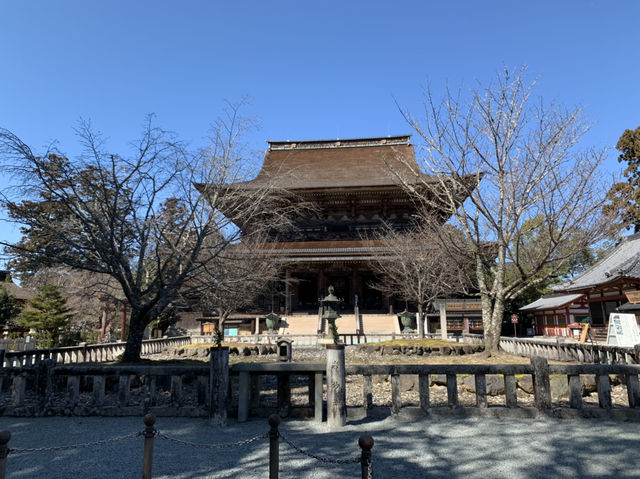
top-left (19, 284), bottom-right (74, 347)
top-left (604, 126), bottom-right (640, 232)
top-left (0, 287), bottom-right (21, 326)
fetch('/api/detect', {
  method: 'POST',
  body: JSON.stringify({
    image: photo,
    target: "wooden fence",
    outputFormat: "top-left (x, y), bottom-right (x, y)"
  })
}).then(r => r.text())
top-left (2, 352), bottom-right (638, 419)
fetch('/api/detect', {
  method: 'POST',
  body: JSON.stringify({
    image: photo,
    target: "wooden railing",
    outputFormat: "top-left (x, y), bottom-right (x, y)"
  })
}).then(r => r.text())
top-left (231, 358), bottom-right (640, 421)
top-left (3, 362), bottom-right (209, 416)
top-left (1, 355), bottom-right (640, 419)
top-left (0, 336), bottom-right (191, 367)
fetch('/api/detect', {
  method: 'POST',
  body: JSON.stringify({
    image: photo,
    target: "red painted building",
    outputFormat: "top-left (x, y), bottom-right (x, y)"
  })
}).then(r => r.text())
top-left (521, 234), bottom-right (640, 338)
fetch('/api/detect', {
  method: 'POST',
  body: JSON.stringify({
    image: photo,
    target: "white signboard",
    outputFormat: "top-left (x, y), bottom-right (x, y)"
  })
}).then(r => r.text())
top-left (606, 313), bottom-right (640, 347)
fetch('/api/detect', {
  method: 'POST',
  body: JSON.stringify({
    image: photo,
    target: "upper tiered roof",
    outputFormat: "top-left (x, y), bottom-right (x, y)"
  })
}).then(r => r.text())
top-left (231, 135), bottom-right (434, 190)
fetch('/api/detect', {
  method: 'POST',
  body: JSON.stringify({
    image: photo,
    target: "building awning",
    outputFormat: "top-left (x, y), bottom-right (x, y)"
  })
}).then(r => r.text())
top-left (617, 302), bottom-right (640, 312)
top-left (519, 294), bottom-right (584, 312)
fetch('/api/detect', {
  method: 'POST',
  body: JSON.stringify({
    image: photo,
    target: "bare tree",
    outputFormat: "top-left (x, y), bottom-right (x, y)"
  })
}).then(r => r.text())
top-left (193, 238), bottom-right (281, 341)
top-left (393, 67), bottom-right (614, 352)
top-left (368, 220), bottom-right (472, 338)
top-left (22, 267), bottom-right (126, 340)
top-left (0, 101), bottom-right (298, 361)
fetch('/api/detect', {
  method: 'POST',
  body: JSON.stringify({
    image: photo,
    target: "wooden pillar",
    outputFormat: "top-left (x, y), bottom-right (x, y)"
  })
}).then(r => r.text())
top-left (277, 373), bottom-right (291, 418)
top-left (439, 302), bottom-right (448, 340)
top-left (285, 269), bottom-right (291, 315)
top-left (531, 357), bottom-right (551, 409)
top-left (209, 347), bottom-right (229, 426)
top-left (599, 291), bottom-right (606, 327)
top-left (100, 304), bottom-right (108, 342)
top-left (120, 304), bottom-right (127, 341)
top-left (318, 269), bottom-right (325, 299)
top-left (351, 267), bottom-right (358, 311)
top-left (314, 372), bottom-right (323, 422)
top-left (238, 371), bottom-right (250, 422)
top-left (326, 344), bottom-right (346, 427)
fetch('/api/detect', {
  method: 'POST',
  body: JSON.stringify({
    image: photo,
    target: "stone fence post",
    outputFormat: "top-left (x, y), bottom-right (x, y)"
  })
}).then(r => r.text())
top-left (209, 347), bottom-right (229, 426)
top-left (326, 344), bottom-right (346, 427)
top-left (531, 356), bottom-right (551, 409)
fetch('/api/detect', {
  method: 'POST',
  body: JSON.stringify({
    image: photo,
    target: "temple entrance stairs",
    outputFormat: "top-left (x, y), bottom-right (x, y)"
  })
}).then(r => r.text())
top-left (279, 313), bottom-right (400, 335)
top-left (278, 314), bottom-right (318, 335)
top-left (360, 314), bottom-right (400, 334)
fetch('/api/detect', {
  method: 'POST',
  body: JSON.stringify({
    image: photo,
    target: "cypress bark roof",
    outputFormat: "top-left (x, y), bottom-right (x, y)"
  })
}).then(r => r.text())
top-left (230, 135), bottom-right (434, 190)
top-left (0, 271), bottom-right (34, 301)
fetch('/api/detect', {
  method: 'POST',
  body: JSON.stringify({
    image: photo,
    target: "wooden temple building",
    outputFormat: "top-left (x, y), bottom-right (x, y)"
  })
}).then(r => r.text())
top-left (203, 135), bottom-right (481, 336)
top-left (520, 233), bottom-right (640, 338)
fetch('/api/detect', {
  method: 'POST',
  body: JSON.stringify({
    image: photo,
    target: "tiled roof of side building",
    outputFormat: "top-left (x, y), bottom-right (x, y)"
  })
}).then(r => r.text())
top-left (552, 233), bottom-right (640, 292)
top-left (519, 293), bottom-right (585, 311)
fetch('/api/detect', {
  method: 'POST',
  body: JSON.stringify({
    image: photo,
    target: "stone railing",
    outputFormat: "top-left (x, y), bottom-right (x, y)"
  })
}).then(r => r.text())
top-left (461, 333), bottom-right (484, 344)
top-left (497, 336), bottom-right (640, 365)
top-left (0, 336), bottom-right (191, 367)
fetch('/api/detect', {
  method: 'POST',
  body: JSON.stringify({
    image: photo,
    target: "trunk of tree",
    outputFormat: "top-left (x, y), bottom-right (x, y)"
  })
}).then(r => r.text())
top-left (417, 303), bottom-right (425, 338)
top-left (121, 309), bottom-right (149, 362)
top-left (482, 295), bottom-right (504, 354)
top-left (216, 309), bottom-right (230, 344)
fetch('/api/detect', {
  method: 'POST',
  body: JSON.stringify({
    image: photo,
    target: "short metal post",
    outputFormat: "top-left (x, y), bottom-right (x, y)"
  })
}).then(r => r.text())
top-left (359, 435), bottom-right (374, 479)
top-left (268, 414), bottom-right (280, 479)
top-left (0, 431), bottom-right (11, 479)
top-left (0, 430), bottom-right (10, 479)
top-left (142, 414), bottom-right (156, 479)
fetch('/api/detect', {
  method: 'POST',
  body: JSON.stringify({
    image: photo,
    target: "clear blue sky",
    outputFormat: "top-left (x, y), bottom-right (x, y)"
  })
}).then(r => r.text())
top-left (1, 0), bottom-right (639, 262)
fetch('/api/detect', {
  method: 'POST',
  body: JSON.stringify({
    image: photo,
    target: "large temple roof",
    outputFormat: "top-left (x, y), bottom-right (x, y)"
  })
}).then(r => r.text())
top-left (230, 135), bottom-right (434, 190)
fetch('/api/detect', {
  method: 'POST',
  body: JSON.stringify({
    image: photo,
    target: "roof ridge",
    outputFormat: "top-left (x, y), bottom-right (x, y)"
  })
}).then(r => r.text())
top-left (268, 135), bottom-right (411, 151)
top-left (555, 234), bottom-right (640, 290)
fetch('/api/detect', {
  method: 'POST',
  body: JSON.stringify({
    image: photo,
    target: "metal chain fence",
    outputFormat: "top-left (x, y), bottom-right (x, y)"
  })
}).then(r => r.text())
top-left (8, 432), bottom-right (139, 454)
top-left (279, 433), bottom-right (360, 465)
top-left (156, 431), bottom-right (268, 449)
top-left (0, 415), bottom-right (373, 479)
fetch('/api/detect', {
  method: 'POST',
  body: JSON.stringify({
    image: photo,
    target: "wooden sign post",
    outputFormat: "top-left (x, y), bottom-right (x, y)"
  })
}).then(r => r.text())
top-left (579, 323), bottom-right (590, 343)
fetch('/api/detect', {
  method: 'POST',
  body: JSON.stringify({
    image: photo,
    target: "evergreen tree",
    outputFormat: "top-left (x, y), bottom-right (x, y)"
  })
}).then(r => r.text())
top-left (604, 126), bottom-right (640, 232)
top-left (0, 287), bottom-right (21, 326)
top-left (19, 284), bottom-right (74, 347)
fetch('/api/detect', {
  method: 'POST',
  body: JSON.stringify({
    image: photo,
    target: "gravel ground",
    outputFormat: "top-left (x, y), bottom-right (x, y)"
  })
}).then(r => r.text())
top-left (1, 415), bottom-right (640, 478)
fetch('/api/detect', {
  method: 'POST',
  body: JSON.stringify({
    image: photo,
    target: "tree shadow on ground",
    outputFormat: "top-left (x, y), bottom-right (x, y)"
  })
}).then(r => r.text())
top-left (2, 414), bottom-right (640, 478)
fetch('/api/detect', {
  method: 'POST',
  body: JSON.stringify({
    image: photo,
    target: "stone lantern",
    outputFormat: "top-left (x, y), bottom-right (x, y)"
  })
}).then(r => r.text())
top-left (277, 338), bottom-right (293, 362)
top-left (321, 285), bottom-right (346, 427)
top-left (398, 310), bottom-right (417, 333)
top-left (322, 285), bottom-right (342, 343)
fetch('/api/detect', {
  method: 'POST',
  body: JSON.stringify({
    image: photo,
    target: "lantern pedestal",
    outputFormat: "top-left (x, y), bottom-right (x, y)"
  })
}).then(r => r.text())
top-left (326, 343), bottom-right (346, 428)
